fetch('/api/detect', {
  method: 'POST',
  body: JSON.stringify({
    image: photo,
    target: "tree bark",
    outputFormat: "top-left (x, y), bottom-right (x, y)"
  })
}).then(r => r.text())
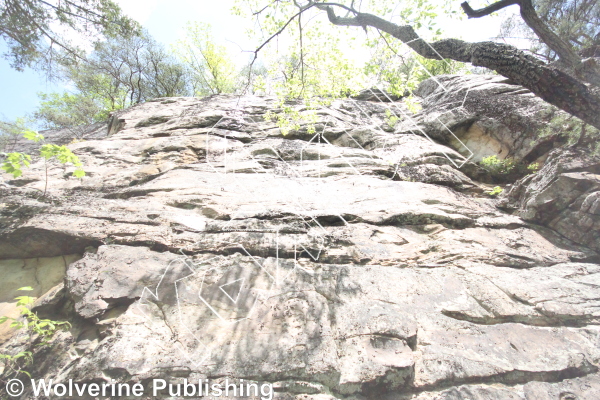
top-left (318, 6), bottom-right (600, 130)
top-left (461, 0), bottom-right (582, 68)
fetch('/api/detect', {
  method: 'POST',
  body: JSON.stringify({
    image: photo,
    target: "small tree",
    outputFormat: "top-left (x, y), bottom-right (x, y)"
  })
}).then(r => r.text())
top-left (33, 33), bottom-right (193, 133)
top-left (0, 287), bottom-right (71, 382)
top-left (1, 130), bottom-right (85, 196)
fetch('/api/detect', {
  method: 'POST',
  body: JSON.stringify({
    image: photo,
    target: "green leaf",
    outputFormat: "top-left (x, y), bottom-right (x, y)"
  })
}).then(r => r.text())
top-left (22, 130), bottom-right (44, 143)
top-left (15, 295), bottom-right (34, 306)
top-left (17, 286), bottom-right (34, 291)
top-left (1, 152), bottom-right (31, 178)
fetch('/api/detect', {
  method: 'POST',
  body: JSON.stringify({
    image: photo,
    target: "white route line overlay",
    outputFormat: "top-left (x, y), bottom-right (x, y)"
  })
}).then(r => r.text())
top-left (132, 36), bottom-right (479, 369)
top-left (133, 230), bottom-right (320, 367)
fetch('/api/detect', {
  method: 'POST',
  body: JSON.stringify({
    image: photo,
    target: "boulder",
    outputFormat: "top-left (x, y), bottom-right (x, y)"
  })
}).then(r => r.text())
top-left (501, 148), bottom-right (600, 251)
top-left (412, 74), bottom-right (567, 165)
top-left (0, 75), bottom-right (598, 399)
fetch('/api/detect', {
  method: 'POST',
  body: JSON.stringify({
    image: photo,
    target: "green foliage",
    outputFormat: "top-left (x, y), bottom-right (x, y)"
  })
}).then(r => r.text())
top-left (82, 33), bottom-right (192, 104)
top-left (412, 55), bottom-right (467, 82)
top-left (385, 109), bottom-right (399, 129)
top-left (36, 32), bottom-right (193, 131)
top-left (527, 162), bottom-right (540, 173)
top-left (264, 100), bottom-right (324, 136)
top-left (252, 18), bottom-right (365, 134)
top-left (270, 29), bottom-right (363, 101)
top-left (0, 117), bottom-right (34, 152)
top-left (479, 155), bottom-right (541, 181)
top-left (0, 0), bottom-right (140, 72)
top-left (40, 144), bottom-right (86, 178)
top-left (500, 0), bottom-right (599, 62)
top-left (173, 23), bottom-right (238, 96)
top-left (261, 26), bottom-right (365, 134)
top-left (487, 186), bottom-right (504, 197)
top-left (1, 129), bottom-right (85, 192)
top-left (0, 153), bottom-right (31, 178)
top-left (35, 92), bottom-right (108, 130)
top-left (540, 109), bottom-right (600, 153)
top-left (404, 96), bottom-right (423, 114)
top-left (1, 130), bottom-right (48, 179)
top-left (234, 0), bottom-right (463, 134)
top-left (22, 130), bottom-right (44, 143)
top-left (364, 38), bottom-right (467, 105)
top-left (480, 155), bottom-right (517, 176)
top-left (0, 287), bottom-right (71, 380)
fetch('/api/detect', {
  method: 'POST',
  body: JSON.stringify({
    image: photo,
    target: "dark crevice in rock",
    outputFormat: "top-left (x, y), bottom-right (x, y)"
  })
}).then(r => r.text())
top-left (103, 187), bottom-right (175, 199)
top-left (128, 171), bottom-right (167, 186)
top-left (375, 214), bottom-right (475, 230)
top-left (441, 309), bottom-right (598, 328)
top-left (150, 131), bottom-right (172, 138)
top-left (0, 227), bottom-right (102, 259)
top-left (73, 215), bottom-right (163, 227)
top-left (410, 365), bottom-right (599, 397)
top-left (522, 139), bottom-right (562, 164)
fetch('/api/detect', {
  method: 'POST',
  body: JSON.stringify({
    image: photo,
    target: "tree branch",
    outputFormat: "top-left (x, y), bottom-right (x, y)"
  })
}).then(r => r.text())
top-left (461, 0), bottom-right (582, 68)
top-left (319, 5), bottom-right (600, 129)
top-left (518, 0), bottom-right (582, 68)
top-left (461, 0), bottom-right (519, 18)
top-left (242, 3), bottom-right (318, 95)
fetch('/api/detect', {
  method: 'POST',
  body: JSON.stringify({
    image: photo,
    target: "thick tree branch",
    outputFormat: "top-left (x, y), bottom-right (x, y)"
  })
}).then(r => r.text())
top-left (461, 0), bottom-right (581, 68)
top-left (318, 5), bottom-right (600, 130)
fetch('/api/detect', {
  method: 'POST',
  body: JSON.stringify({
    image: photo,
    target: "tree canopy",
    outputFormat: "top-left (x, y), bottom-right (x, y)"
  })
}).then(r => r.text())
top-left (173, 22), bottom-right (239, 96)
top-left (499, 0), bottom-right (600, 61)
top-left (236, 0), bottom-right (600, 130)
top-left (2, 0), bottom-right (599, 140)
top-left (0, 0), bottom-right (139, 72)
top-left (32, 33), bottom-right (193, 131)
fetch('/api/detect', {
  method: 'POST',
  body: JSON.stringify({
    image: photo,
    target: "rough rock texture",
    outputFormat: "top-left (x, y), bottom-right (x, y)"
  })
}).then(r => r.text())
top-left (501, 149), bottom-right (600, 252)
top-left (0, 75), bottom-right (599, 399)
top-left (2, 122), bottom-right (108, 155)
top-left (412, 74), bottom-right (567, 165)
top-left (0, 255), bottom-right (81, 342)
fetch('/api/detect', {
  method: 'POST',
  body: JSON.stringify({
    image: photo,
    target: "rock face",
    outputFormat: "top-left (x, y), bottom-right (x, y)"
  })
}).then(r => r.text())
top-left (412, 74), bottom-right (567, 165)
top-left (0, 75), bottom-right (599, 399)
top-left (501, 149), bottom-right (600, 252)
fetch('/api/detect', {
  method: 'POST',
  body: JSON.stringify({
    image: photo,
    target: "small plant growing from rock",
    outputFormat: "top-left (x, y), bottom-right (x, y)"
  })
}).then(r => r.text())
top-left (265, 101), bottom-right (321, 136)
top-left (0, 287), bottom-right (71, 381)
top-left (404, 95), bottom-right (422, 114)
top-left (1, 129), bottom-right (85, 196)
top-left (385, 109), bottom-right (399, 129)
top-left (487, 186), bottom-right (503, 197)
top-left (480, 155), bottom-right (516, 176)
top-left (527, 162), bottom-right (540, 173)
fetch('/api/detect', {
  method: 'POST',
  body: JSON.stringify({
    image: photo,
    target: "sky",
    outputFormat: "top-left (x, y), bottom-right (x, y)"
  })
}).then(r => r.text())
top-left (0, 0), bottom-right (520, 123)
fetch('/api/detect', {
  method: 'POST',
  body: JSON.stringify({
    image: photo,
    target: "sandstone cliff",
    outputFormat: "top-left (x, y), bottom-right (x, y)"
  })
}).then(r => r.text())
top-left (1, 75), bottom-right (599, 399)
